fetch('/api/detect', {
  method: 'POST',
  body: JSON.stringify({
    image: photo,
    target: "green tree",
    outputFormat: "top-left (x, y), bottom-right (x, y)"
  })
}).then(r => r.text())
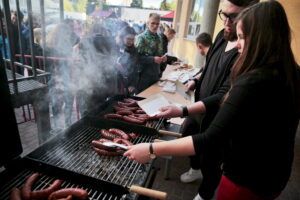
top-left (64, 0), bottom-right (74, 11)
top-left (160, 0), bottom-right (170, 10)
top-left (131, 0), bottom-right (143, 8)
top-left (169, 0), bottom-right (177, 10)
top-left (74, 0), bottom-right (87, 13)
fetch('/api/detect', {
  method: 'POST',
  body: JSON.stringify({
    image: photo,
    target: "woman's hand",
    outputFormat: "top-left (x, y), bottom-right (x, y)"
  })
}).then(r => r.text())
top-left (124, 143), bottom-right (151, 163)
top-left (156, 105), bottom-right (183, 118)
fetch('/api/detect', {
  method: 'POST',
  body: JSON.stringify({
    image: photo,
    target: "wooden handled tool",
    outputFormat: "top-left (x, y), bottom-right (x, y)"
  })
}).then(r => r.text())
top-left (130, 185), bottom-right (167, 200)
top-left (158, 130), bottom-right (182, 138)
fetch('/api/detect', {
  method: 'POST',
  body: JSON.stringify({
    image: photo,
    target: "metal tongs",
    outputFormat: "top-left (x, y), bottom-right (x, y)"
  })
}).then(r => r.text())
top-left (102, 142), bottom-right (128, 150)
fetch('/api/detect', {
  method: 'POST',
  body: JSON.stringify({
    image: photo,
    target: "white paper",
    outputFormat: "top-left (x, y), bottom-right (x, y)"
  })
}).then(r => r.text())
top-left (137, 94), bottom-right (170, 116)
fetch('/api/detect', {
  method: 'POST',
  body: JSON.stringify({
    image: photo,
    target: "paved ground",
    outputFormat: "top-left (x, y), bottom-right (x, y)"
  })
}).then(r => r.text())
top-left (14, 106), bottom-right (300, 200)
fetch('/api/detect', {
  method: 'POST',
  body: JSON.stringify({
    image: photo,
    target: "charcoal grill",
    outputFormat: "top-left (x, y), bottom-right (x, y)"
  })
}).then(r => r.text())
top-left (0, 158), bottom-right (126, 200)
top-left (25, 116), bottom-right (165, 199)
top-left (1, 64), bottom-right (166, 200)
top-left (92, 95), bottom-right (165, 129)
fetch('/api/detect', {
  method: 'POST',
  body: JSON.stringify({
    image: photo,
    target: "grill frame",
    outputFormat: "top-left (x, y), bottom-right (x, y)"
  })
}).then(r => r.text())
top-left (25, 116), bottom-right (159, 193)
top-left (0, 158), bottom-right (126, 200)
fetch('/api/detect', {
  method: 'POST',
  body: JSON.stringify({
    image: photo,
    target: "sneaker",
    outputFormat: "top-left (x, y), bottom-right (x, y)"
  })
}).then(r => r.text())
top-left (193, 194), bottom-right (204, 200)
top-left (180, 168), bottom-right (202, 183)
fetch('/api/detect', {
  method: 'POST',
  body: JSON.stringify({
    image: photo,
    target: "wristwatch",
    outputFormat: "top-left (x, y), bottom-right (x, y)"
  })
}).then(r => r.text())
top-left (149, 143), bottom-right (156, 159)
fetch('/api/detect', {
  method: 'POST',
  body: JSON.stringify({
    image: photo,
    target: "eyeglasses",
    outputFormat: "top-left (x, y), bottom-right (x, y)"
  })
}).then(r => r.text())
top-left (150, 22), bottom-right (160, 26)
top-left (218, 10), bottom-right (238, 23)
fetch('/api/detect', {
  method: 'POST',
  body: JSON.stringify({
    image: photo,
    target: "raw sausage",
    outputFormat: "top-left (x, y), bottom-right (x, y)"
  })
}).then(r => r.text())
top-left (56, 194), bottom-right (72, 200)
top-left (128, 115), bottom-right (147, 123)
top-left (31, 179), bottom-right (62, 199)
top-left (108, 128), bottom-right (129, 140)
top-left (118, 101), bottom-right (137, 107)
top-left (48, 188), bottom-right (88, 200)
top-left (123, 116), bottom-right (145, 125)
top-left (104, 113), bottom-right (123, 119)
top-left (93, 147), bottom-right (122, 156)
top-left (21, 173), bottom-right (40, 200)
top-left (135, 109), bottom-right (146, 114)
top-left (10, 188), bottom-right (22, 200)
top-left (100, 129), bottom-right (120, 140)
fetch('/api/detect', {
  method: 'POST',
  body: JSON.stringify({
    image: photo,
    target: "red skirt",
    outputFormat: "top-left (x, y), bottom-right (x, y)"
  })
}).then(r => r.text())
top-left (217, 175), bottom-right (280, 200)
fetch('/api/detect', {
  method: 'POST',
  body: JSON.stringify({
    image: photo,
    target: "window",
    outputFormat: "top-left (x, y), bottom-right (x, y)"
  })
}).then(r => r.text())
top-left (186, 0), bottom-right (204, 39)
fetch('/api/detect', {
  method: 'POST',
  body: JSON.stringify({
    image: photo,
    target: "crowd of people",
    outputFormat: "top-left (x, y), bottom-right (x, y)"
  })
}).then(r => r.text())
top-left (0, 8), bottom-right (179, 128)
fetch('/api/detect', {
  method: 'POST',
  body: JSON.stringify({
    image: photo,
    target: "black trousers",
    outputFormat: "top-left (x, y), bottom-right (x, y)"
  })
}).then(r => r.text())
top-left (180, 115), bottom-right (223, 200)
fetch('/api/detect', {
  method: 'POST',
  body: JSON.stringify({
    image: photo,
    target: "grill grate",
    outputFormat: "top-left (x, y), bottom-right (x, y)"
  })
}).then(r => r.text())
top-left (0, 169), bottom-right (123, 200)
top-left (28, 124), bottom-right (155, 188)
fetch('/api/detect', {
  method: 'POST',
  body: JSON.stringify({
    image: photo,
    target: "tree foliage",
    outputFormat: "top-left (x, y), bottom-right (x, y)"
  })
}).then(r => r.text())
top-left (169, 0), bottom-right (177, 10)
top-left (74, 0), bottom-right (87, 13)
top-left (160, 0), bottom-right (170, 10)
top-left (64, 0), bottom-right (74, 11)
top-left (131, 0), bottom-right (143, 8)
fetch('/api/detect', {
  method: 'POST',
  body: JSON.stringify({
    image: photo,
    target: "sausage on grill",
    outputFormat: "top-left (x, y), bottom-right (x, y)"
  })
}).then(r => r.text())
top-left (48, 188), bottom-right (88, 200)
top-left (123, 116), bottom-right (145, 125)
top-left (100, 129), bottom-right (120, 140)
top-left (91, 139), bottom-right (116, 151)
top-left (31, 179), bottom-right (62, 199)
top-left (104, 113), bottom-right (123, 119)
top-left (135, 109), bottom-right (146, 114)
top-left (93, 147), bottom-right (122, 156)
top-left (21, 173), bottom-right (40, 200)
top-left (116, 110), bottom-right (133, 115)
top-left (113, 138), bottom-right (133, 146)
top-left (108, 128), bottom-right (129, 140)
top-left (128, 132), bottom-right (137, 140)
top-left (10, 188), bottom-right (22, 200)
top-left (123, 98), bottom-right (138, 104)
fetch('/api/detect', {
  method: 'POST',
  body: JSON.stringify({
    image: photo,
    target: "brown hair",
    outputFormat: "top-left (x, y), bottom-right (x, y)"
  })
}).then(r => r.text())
top-left (231, 1), bottom-right (300, 113)
top-left (116, 26), bottom-right (137, 46)
top-left (196, 32), bottom-right (212, 47)
top-left (227, 0), bottom-right (259, 7)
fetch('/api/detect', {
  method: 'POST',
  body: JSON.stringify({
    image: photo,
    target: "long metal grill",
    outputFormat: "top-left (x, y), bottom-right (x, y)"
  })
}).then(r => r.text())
top-left (27, 124), bottom-right (155, 188)
top-left (0, 170), bottom-right (123, 200)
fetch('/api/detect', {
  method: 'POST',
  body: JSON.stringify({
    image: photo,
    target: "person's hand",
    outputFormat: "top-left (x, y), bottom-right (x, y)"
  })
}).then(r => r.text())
top-left (124, 143), bottom-right (151, 163)
top-left (154, 56), bottom-right (163, 64)
top-left (156, 105), bottom-right (183, 118)
top-left (162, 55), bottom-right (167, 63)
top-left (184, 80), bottom-right (196, 92)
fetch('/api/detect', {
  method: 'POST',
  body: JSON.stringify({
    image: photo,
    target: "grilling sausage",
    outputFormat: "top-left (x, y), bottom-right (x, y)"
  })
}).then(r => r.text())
top-left (128, 115), bottom-right (147, 123)
top-left (113, 138), bottom-right (133, 146)
top-left (93, 147), bottom-right (122, 156)
top-left (104, 113), bottom-right (123, 119)
top-left (123, 98), bottom-right (138, 104)
top-left (135, 109), bottom-right (146, 114)
top-left (108, 128), bottom-right (129, 140)
top-left (92, 139), bottom-right (116, 151)
top-left (116, 110), bottom-right (133, 115)
top-left (123, 116), bottom-right (145, 125)
top-left (128, 132), bottom-right (137, 140)
top-left (100, 129), bottom-right (120, 140)
top-left (56, 194), bottom-right (72, 200)
top-left (21, 173), bottom-right (40, 200)
top-left (118, 101), bottom-right (137, 107)
top-left (31, 179), bottom-right (62, 199)
top-left (10, 188), bottom-right (22, 200)
top-left (48, 188), bottom-right (88, 200)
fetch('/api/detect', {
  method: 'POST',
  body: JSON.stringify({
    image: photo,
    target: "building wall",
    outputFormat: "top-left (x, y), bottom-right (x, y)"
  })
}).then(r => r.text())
top-left (278, 0), bottom-right (300, 64)
top-left (172, 0), bottom-right (300, 66)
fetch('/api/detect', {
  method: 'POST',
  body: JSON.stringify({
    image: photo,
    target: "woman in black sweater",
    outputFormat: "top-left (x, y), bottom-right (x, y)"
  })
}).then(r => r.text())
top-left (124, 1), bottom-right (300, 199)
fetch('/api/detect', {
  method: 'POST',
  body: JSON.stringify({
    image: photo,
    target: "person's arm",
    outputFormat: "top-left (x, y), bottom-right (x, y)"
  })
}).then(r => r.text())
top-left (125, 76), bottom-right (255, 163)
top-left (124, 136), bottom-right (195, 163)
top-left (156, 101), bottom-right (206, 118)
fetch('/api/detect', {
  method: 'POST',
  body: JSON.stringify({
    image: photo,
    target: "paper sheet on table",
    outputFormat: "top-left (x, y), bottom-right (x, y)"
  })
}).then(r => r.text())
top-left (137, 94), bottom-right (170, 116)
